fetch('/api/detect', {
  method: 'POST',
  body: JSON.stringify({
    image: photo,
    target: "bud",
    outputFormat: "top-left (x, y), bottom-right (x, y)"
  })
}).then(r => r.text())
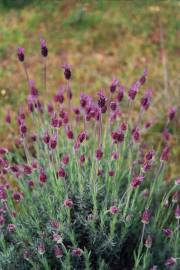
top-left (160, 146), bottom-right (170, 162)
top-left (72, 247), bottom-right (83, 257)
top-left (38, 241), bottom-right (45, 255)
top-left (165, 257), bottom-right (176, 267)
top-left (141, 209), bottom-right (151, 224)
top-left (62, 64), bottom-right (71, 80)
top-left (64, 199), bottom-right (73, 208)
top-left (40, 39), bottom-right (48, 57)
top-left (109, 206), bottom-right (119, 214)
top-left (17, 47), bottom-right (25, 62)
top-left (54, 245), bottom-right (63, 258)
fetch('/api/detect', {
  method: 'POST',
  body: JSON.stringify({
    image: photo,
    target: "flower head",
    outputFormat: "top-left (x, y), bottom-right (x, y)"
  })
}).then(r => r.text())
top-left (12, 192), bottom-right (23, 203)
top-left (72, 247), bottom-right (83, 257)
top-left (17, 47), bottom-right (25, 62)
top-left (168, 106), bottom-right (177, 121)
top-left (109, 206), bottom-right (119, 214)
top-left (141, 209), bottom-right (151, 224)
top-left (54, 245), bottom-right (63, 258)
top-left (64, 199), bottom-right (73, 208)
top-left (165, 257), bottom-right (176, 267)
top-left (40, 39), bottom-right (48, 57)
top-left (110, 78), bottom-right (119, 93)
top-left (62, 64), bottom-right (71, 80)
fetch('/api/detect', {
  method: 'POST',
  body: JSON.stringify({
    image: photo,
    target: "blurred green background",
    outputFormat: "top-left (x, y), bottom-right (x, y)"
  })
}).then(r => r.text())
top-left (0, 0), bottom-right (179, 176)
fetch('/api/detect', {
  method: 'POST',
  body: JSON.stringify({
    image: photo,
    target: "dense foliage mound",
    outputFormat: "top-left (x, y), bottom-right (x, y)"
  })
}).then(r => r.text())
top-left (0, 41), bottom-right (179, 270)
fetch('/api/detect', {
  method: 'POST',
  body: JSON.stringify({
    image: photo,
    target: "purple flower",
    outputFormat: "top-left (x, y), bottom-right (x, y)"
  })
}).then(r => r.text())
top-left (38, 241), bottom-right (45, 255)
top-left (163, 228), bottom-right (172, 237)
top-left (140, 89), bottom-right (152, 110)
top-left (50, 219), bottom-right (60, 229)
top-left (27, 180), bottom-right (35, 188)
top-left (162, 128), bottom-right (170, 141)
top-left (57, 167), bottom-right (66, 178)
top-left (54, 88), bottom-right (64, 103)
top-left (5, 109), bottom-right (11, 124)
top-left (62, 64), bottom-right (71, 80)
top-left (132, 127), bottom-right (140, 142)
top-left (145, 150), bottom-right (155, 161)
top-left (109, 206), bottom-right (119, 214)
top-left (64, 198), bottom-right (73, 208)
top-left (97, 169), bottom-right (104, 176)
top-left (112, 151), bottom-right (119, 160)
top-left (53, 233), bottom-right (62, 244)
top-left (12, 192), bottom-right (23, 202)
top-left (72, 247), bottom-right (83, 257)
top-left (80, 154), bottom-right (85, 164)
top-left (29, 80), bottom-right (39, 97)
top-left (17, 47), bottom-right (25, 62)
top-left (43, 130), bottom-right (50, 144)
top-left (0, 147), bottom-right (8, 155)
top-left (97, 89), bottom-right (107, 108)
top-left (7, 224), bottom-right (16, 233)
top-left (61, 155), bottom-right (69, 165)
top-left (54, 245), bottom-right (63, 258)
top-left (131, 176), bottom-right (144, 188)
top-left (49, 133), bottom-right (58, 150)
top-left (141, 209), bottom-right (151, 224)
top-left (111, 131), bottom-right (124, 144)
top-left (116, 85), bottom-right (125, 102)
top-left (110, 101), bottom-right (117, 111)
top-left (110, 78), bottom-right (119, 93)
top-left (109, 170), bottom-right (115, 177)
top-left (95, 148), bottom-right (103, 160)
top-left (66, 129), bottom-right (74, 140)
top-left (40, 39), bottom-right (48, 57)
top-left (160, 146), bottom-right (170, 162)
top-left (168, 106), bottom-right (177, 121)
top-left (165, 257), bottom-right (176, 267)
top-left (80, 93), bottom-right (91, 108)
top-left (39, 169), bottom-right (47, 183)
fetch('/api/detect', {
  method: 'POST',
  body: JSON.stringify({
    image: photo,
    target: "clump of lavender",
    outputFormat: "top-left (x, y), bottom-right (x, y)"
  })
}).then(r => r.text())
top-left (0, 42), bottom-right (179, 270)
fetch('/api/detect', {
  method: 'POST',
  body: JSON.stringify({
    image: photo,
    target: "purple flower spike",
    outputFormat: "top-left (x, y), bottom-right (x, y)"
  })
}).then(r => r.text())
top-left (17, 47), bottom-right (25, 62)
top-left (168, 106), bottom-right (177, 121)
top-left (40, 39), bottom-right (48, 57)
top-left (140, 88), bottom-right (152, 111)
top-left (141, 209), bottom-right (151, 224)
top-left (72, 247), bottom-right (83, 257)
top-left (54, 245), bottom-right (63, 258)
top-left (110, 78), bottom-right (119, 93)
top-left (5, 109), bottom-right (11, 124)
top-left (163, 228), bottom-right (172, 237)
top-left (131, 175), bottom-right (144, 188)
top-left (165, 257), bottom-right (176, 267)
top-left (160, 146), bottom-right (170, 162)
top-left (109, 206), bottom-right (119, 214)
top-left (29, 80), bottom-right (39, 97)
top-left (62, 64), bottom-right (71, 80)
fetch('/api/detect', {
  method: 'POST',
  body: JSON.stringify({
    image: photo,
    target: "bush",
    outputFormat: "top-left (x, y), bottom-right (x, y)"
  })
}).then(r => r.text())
top-left (0, 41), bottom-right (179, 270)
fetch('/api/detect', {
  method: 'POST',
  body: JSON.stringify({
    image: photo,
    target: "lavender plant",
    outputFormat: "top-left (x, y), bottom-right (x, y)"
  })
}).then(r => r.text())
top-left (0, 41), bottom-right (179, 270)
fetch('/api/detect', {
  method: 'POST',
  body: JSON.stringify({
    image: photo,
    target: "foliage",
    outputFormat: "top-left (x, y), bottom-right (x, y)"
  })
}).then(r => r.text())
top-left (0, 42), bottom-right (179, 269)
